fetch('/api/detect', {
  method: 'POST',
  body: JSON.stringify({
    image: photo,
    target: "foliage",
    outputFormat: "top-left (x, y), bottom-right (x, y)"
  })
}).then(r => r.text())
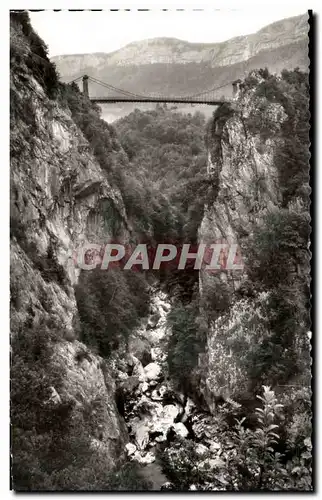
top-left (10, 12), bottom-right (60, 99)
top-left (11, 321), bottom-right (152, 491)
top-left (200, 277), bottom-right (231, 318)
top-left (115, 107), bottom-right (209, 240)
top-left (158, 438), bottom-right (220, 490)
top-left (226, 386), bottom-right (312, 491)
top-left (242, 68), bottom-right (310, 205)
top-left (103, 462), bottom-right (152, 491)
top-left (166, 299), bottom-right (206, 391)
top-left (158, 387), bottom-right (312, 491)
top-left (11, 324), bottom-right (76, 490)
top-left (10, 219), bottom-right (69, 294)
top-left (75, 268), bottom-right (150, 357)
top-left (241, 204), bottom-right (310, 390)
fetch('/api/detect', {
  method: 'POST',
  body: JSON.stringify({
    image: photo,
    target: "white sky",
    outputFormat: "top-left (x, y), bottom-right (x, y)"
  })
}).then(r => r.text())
top-left (28, 8), bottom-right (308, 57)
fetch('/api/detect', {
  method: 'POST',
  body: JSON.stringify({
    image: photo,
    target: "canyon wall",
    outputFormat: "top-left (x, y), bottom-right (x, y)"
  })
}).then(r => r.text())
top-left (198, 69), bottom-right (311, 409)
top-left (10, 14), bottom-right (130, 478)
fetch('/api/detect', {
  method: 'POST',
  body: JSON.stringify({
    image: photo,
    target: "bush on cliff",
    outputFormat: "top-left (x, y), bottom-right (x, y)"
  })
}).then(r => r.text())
top-left (75, 268), bottom-right (150, 357)
top-left (10, 12), bottom-right (60, 99)
top-left (166, 300), bottom-right (206, 391)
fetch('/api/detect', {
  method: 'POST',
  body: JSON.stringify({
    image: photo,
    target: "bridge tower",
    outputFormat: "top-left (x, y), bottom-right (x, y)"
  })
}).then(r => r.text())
top-left (232, 79), bottom-right (242, 98)
top-left (82, 75), bottom-right (89, 98)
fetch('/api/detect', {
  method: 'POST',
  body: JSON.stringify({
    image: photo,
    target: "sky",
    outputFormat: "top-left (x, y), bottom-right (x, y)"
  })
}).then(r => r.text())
top-left (28, 8), bottom-right (308, 57)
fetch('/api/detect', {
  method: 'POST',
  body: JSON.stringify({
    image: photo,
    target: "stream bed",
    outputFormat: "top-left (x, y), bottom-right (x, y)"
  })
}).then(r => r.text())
top-left (111, 290), bottom-right (229, 490)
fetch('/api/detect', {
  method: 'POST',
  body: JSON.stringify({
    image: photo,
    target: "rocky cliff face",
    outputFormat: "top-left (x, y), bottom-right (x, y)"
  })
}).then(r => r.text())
top-left (10, 14), bottom-right (130, 472)
top-left (198, 69), bottom-right (310, 408)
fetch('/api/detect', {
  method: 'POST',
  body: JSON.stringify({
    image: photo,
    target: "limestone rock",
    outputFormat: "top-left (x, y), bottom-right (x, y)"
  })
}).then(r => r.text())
top-left (10, 21), bottom-right (130, 475)
top-left (151, 389), bottom-right (163, 401)
top-left (195, 443), bottom-right (209, 456)
top-left (132, 357), bottom-right (146, 382)
top-left (135, 423), bottom-right (150, 450)
top-left (128, 337), bottom-right (152, 367)
top-left (140, 381), bottom-right (149, 393)
top-left (209, 442), bottom-right (222, 453)
top-left (147, 312), bottom-right (161, 330)
top-left (125, 443), bottom-right (137, 456)
top-left (144, 362), bottom-right (162, 381)
top-left (133, 450), bottom-right (156, 464)
top-left (46, 386), bottom-right (61, 405)
top-left (200, 457), bottom-right (225, 470)
top-left (173, 422), bottom-right (189, 438)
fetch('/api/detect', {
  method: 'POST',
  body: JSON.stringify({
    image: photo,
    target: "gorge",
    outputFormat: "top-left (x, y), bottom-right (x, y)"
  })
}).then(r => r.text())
top-left (10, 12), bottom-right (311, 491)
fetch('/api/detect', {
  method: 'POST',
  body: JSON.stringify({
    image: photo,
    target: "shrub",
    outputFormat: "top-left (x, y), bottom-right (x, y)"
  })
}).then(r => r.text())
top-left (75, 268), bottom-right (150, 357)
top-left (240, 206), bottom-right (310, 389)
top-left (10, 12), bottom-right (60, 99)
top-left (11, 325), bottom-right (76, 490)
top-left (158, 387), bottom-right (312, 491)
top-left (166, 300), bottom-right (206, 391)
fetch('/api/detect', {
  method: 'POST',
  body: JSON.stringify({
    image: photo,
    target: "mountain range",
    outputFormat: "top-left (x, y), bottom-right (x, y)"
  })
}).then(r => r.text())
top-left (51, 13), bottom-right (309, 119)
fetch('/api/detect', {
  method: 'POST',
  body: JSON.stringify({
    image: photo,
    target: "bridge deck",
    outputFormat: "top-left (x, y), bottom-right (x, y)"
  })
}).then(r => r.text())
top-left (90, 97), bottom-right (227, 105)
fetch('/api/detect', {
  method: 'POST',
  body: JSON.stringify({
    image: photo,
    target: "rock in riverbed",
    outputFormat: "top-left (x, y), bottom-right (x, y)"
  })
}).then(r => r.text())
top-left (144, 362), bottom-right (162, 381)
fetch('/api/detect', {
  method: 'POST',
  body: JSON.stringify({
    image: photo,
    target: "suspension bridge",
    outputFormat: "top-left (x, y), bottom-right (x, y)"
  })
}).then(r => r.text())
top-left (69, 75), bottom-right (240, 105)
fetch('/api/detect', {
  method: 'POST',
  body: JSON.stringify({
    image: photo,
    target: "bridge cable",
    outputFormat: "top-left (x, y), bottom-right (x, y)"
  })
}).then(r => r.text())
top-left (84, 75), bottom-right (233, 101)
top-left (183, 81), bottom-right (232, 99)
top-left (89, 76), bottom-right (220, 100)
top-left (66, 76), bottom-right (83, 85)
top-left (88, 76), bottom-right (150, 99)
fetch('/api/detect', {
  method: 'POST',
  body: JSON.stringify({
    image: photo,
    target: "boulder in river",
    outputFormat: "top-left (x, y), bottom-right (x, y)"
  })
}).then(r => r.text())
top-left (128, 337), bottom-right (152, 367)
top-left (133, 450), bottom-right (156, 464)
top-left (147, 312), bottom-right (161, 330)
top-left (135, 423), bottom-right (150, 450)
top-left (209, 442), bottom-right (222, 453)
top-left (144, 362), bottom-right (162, 381)
top-left (161, 482), bottom-right (176, 490)
top-left (125, 442), bottom-right (137, 456)
top-left (200, 457), bottom-right (226, 470)
top-left (151, 389), bottom-right (163, 401)
top-left (185, 397), bottom-right (196, 416)
top-left (195, 443), bottom-right (209, 456)
top-left (155, 434), bottom-right (167, 443)
top-left (147, 404), bottom-right (181, 440)
top-left (132, 357), bottom-right (146, 382)
top-left (139, 381), bottom-right (149, 393)
top-left (173, 422), bottom-right (189, 438)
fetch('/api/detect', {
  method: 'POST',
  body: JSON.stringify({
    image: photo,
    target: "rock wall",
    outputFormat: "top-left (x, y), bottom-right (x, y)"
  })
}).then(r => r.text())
top-left (198, 70), bottom-right (310, 407)
top-left (10, 17), bottom-right (130, 466)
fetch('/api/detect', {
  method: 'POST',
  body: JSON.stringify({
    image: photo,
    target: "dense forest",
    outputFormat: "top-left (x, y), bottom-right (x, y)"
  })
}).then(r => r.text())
top-left (10, 12), bottom-right (311, 492)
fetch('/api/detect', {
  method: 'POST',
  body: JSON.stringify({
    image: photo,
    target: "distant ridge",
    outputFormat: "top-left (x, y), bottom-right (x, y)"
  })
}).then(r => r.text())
top-left (51, 13), bottom-right (309, 117)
